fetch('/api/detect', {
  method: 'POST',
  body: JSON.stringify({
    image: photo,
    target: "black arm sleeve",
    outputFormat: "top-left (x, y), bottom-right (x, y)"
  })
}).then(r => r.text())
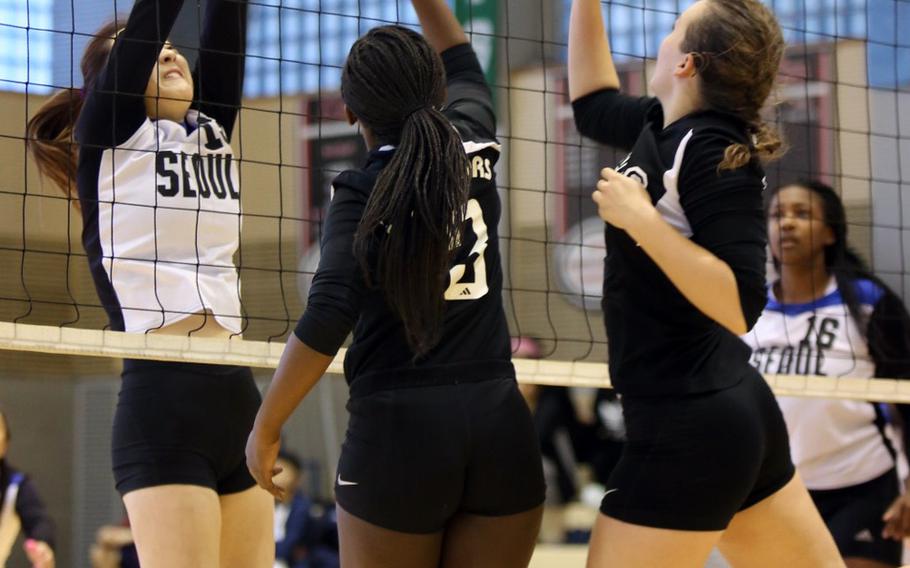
top-left (194, 0), bottom-right (248, 140)
top-left (293, 181), bottom-right (369, 356)
top-left (440, 43), bottom-right (496, 140)
top-left (678, 134), bottom-right (767, 330)
top-left (867, 289), bottom-right (910, 458)
top-left (16, 477), bottom-right (55, 548)
top-left (868, 288), bottom-right (910, 379)
top-left (76, 0), bottom-right (186, 147)
top-left (570, 88), bottom-right (659, 151)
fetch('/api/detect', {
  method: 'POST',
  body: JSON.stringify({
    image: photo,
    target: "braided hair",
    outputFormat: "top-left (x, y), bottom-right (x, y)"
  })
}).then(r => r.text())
top-left (343, 26), bottom-right (470, 355)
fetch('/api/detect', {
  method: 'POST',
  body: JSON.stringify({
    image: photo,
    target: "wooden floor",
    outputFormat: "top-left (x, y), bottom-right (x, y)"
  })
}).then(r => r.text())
top-left (528, 544), bottom-right (588, 568)
top-left (528, 545), bottom-right (910, 567)
top-left (527, 545), bottom-right (732, 568)
top-left (529, 502), bottom-right (910, 567)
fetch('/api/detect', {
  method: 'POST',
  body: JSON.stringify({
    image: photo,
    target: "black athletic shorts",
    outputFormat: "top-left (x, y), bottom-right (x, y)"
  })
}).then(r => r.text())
top-left (112, 359), bottom-right (261, 496)
top-left (810, 468), bottom-right (902, 565)
top-left (335, 376), bottom-right (546, 533)
top-left (600, 368), bottom-right (795, 531)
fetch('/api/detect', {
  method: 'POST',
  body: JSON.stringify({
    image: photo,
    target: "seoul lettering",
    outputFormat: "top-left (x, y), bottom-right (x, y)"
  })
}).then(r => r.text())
top-left (156, 151), bottom-right (240, 200)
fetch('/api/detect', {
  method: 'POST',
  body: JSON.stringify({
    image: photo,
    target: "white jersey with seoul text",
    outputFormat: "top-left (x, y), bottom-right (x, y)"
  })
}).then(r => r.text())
top-left (742, 278), bottom-right (899, 490)
top-left (94, 111), bottom-right (242, 333)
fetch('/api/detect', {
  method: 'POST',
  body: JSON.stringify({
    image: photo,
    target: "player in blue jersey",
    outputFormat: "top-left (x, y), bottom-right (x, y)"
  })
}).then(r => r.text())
top-left (744, 180), bottom-right (910, 567)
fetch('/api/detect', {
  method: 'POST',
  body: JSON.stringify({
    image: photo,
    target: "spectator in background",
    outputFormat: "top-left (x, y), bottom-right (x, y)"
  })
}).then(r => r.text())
top-left (513, 337), bottom-right (625, 543)
top-left (743, 180), bottom-right (910, 567)
top-left (90, 521), bottom-right (138, 568)
top-left (513, 337), bottom-right (585, 509)
top-left (0, 409), bottom-right (55, 568)
top-left (274, 450), bottom-right (312, 568)
top-left (273, 450), bottom-right (339, 568)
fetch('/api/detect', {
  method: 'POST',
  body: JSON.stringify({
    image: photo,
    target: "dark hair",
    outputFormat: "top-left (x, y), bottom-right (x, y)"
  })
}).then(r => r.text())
top-left (342, 26), bottom-right (469, 355)
top-left (681, 0), bottom-right (786, 170)
top-left (768, 179), bottom-right (887, 335)
top-left (26, 20), bottom-right (123, 202)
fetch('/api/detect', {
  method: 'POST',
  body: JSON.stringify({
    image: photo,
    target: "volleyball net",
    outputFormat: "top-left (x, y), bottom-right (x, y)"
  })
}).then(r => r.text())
top-left (1, 0), bottom-right (909, 401)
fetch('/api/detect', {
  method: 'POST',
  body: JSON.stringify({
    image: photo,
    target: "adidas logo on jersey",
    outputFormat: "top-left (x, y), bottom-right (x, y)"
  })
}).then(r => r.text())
top-left (853, 529), bottom-right (874, 543)
top-left (459, 288), bottom-right (472, 296)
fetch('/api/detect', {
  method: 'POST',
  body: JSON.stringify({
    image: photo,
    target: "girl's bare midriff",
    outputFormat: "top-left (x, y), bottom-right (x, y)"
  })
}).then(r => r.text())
top-left (148, 311), bottom-right (235, 339)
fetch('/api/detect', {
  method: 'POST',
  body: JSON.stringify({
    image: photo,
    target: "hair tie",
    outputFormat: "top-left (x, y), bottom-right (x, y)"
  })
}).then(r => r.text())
top-left (404, 105), bottom-right (430, 121)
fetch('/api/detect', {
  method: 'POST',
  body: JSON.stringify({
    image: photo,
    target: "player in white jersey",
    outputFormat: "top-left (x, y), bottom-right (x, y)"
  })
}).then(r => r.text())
top-left (744, 179), bottom-right (910, 567)
top-left (26, 1), bottom-right (273, 566)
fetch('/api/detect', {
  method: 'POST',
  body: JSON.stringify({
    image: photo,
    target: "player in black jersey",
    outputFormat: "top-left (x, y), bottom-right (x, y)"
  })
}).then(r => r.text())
top-left (27, 2), bottom-right (273, 567)
top-left (246, 1), bottom-right (545, 566)
top-left (570, 0), bottom-right (843, 566)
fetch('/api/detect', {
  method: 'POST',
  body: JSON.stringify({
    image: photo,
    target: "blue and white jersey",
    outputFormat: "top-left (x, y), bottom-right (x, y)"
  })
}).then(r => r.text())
top-left (84, 110), bottom-right (242, 333)
top-left (743, 278), bottom-right (908, 489)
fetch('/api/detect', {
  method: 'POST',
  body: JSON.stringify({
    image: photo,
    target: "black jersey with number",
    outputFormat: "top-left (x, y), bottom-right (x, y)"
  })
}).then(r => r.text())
top-left (572, 89), bottom-right (768, 396)
top-left (294, 43), bottom-right (514, 388)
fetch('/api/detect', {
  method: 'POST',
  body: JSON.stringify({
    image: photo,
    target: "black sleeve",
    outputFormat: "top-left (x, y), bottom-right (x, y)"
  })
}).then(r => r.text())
top-left (76, 0), bottom-right (186, 148)
top-left (293, 182), bottom-right (368, 356)
top-left (16, 477), bottom-right (55, 548)
top-left (868, 288), bottom-right (910, 379)
top-left (866, 288), bottom-right (910, 458)
top-left (677, 134), bottom-right (767, 330)
top-left (194, 0), bottom-right (248, 140)
top-left (440, 43), bottom-right (496, 140)
top-left (571, 88), bottom-right (660, 151)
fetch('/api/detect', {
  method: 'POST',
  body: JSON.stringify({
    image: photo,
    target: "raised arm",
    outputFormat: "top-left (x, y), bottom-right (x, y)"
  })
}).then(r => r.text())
top-left (194, 0), bottom-right (248, 140)
top-left (568, 0), bottom-right (656, 150)
top-left (411, 0), bottom-right (495, 139)
top-left (77, 0), bottom-right (186, 147)
top-left (568, 0), bottom-right (619, 101)
top-left (411, 0), bottom-right (468, 54)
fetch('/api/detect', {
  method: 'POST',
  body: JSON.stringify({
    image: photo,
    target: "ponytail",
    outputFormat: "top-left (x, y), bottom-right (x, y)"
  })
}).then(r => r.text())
top-left (26, 88), bottom-right (84, 203)
top-left (343, 25), bottom-right (470, 355)
top-left (354, 106), bottom-right (469, 355)
top-left (719, 121), bottom-right (786, 171)
top-left (682, 0), bottom-right (787, 171)
top-left (26, 18), bottom-right (122, 205)
top-left (833, 247), bottom-right (874, 334)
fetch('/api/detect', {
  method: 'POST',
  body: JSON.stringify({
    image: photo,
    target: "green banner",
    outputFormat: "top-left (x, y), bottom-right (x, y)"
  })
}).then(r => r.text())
top-left (454, 0), bottom-right (498, 87)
